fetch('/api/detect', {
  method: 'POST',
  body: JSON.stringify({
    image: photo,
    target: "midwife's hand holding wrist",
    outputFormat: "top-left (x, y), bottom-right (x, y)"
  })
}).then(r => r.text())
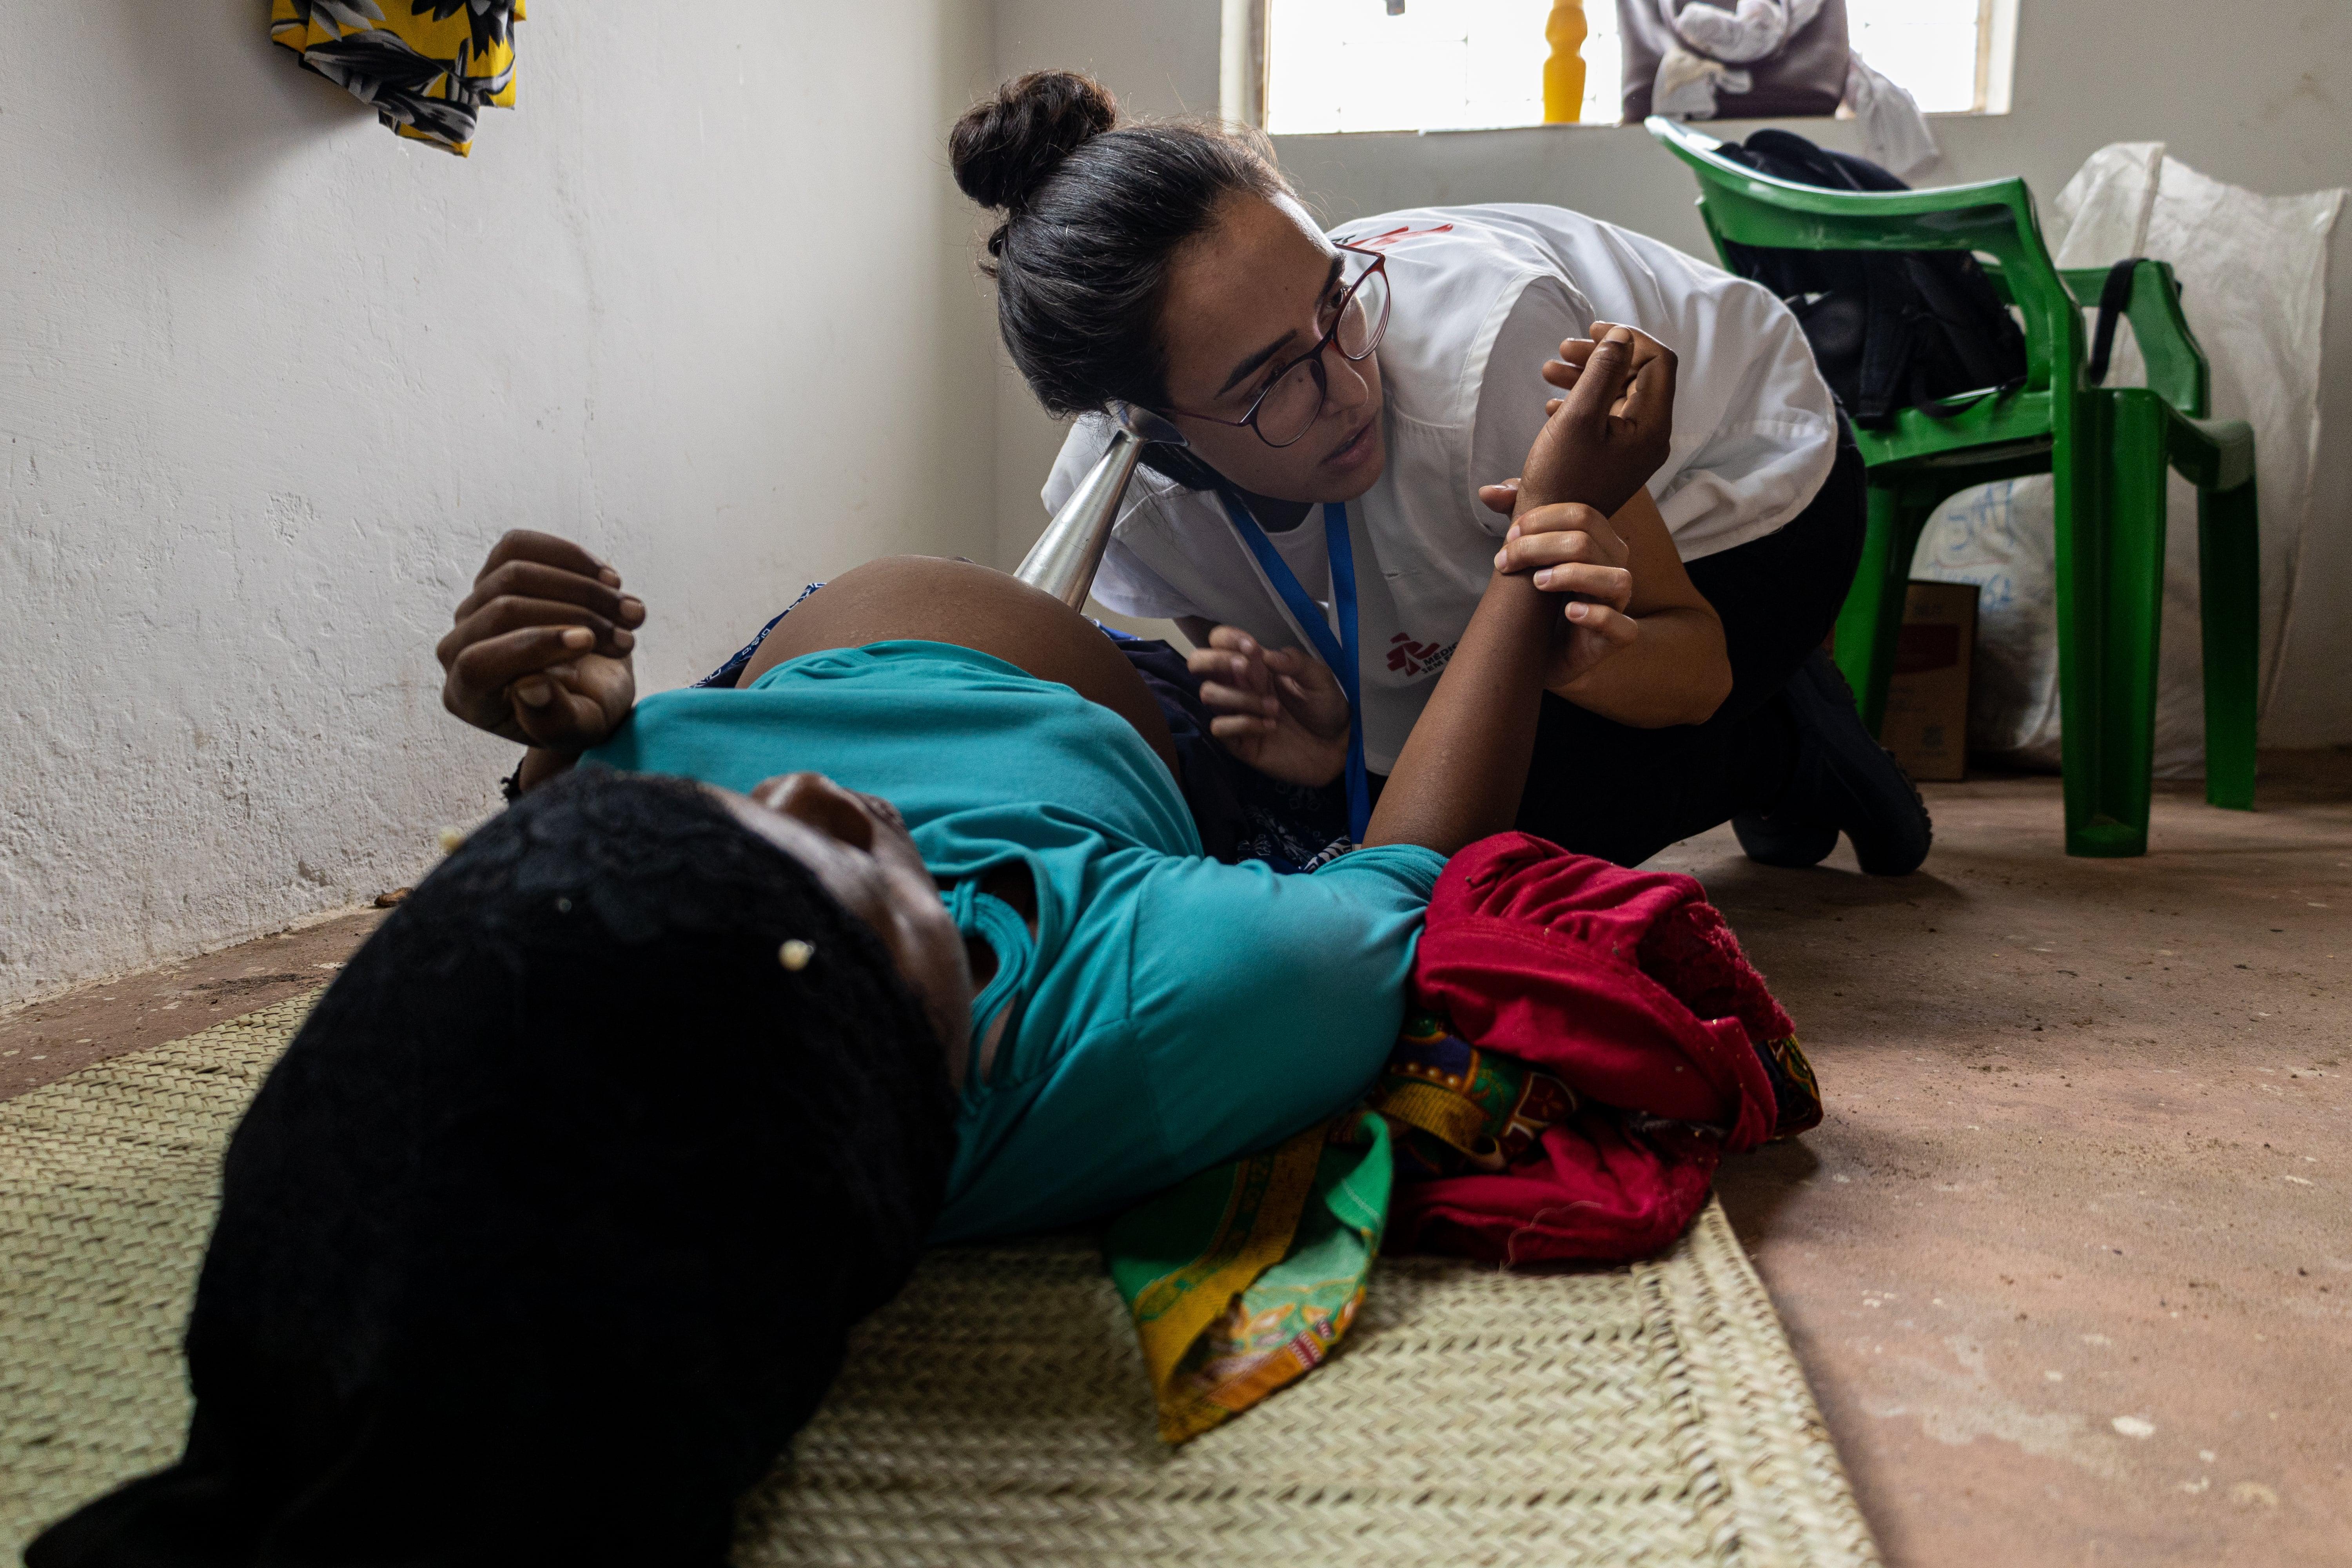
top-left (1481, 494), bottom-right (1640, 690)
top-left (1187, 626), bottom-right (1351, 786)
top-left (437, 530), bottom-right (642, 789)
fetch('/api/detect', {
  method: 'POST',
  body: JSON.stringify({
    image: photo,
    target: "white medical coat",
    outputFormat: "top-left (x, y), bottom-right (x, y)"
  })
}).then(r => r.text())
top-left (1042, 203), bottom-right (1837, 772)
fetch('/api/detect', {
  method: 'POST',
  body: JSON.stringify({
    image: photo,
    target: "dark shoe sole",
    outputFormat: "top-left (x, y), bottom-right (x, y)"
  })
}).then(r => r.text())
top-left (1732, 810), bottom-right (1839, 869)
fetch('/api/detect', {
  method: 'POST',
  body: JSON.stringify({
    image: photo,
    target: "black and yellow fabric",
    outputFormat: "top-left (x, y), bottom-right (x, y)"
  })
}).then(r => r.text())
top-left (270, 1), bottom-right (526, 158)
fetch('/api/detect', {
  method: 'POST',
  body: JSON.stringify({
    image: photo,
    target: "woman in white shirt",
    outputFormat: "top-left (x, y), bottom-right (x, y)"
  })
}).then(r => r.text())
top-left (954, 71), bottom-right (1928, 875)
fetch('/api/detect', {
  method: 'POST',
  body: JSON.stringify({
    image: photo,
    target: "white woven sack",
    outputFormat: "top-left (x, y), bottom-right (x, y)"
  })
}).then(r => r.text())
top-left (1909, 142), bottom-right (2343, 773)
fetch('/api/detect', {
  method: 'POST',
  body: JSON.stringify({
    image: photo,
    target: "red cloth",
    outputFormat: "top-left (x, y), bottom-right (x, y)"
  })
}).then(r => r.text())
top-left (1394, 833), bottom-right (1795, 1267)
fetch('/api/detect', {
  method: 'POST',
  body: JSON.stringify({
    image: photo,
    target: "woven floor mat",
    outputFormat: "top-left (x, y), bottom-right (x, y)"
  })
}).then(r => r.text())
top-left (2, 998), bottom-right (1879, 1567)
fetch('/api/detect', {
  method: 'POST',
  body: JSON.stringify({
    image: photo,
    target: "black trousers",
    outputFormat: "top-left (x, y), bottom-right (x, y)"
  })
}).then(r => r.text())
top-left (1510, 423), bottom-right (1867, 867)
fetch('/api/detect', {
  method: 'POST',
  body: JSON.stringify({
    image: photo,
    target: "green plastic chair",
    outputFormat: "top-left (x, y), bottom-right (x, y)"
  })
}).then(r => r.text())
top-left (1646, 117), bottom-right (2259, 858)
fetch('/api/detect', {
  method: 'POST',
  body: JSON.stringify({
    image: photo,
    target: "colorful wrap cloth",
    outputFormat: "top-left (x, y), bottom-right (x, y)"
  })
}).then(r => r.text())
top-left (1107, 1114), bottom-right (1390, 1444)
top-left (1107, 833), bottom-right (1818, 1441)
top-left (270, 2), bottom-right (524, 156)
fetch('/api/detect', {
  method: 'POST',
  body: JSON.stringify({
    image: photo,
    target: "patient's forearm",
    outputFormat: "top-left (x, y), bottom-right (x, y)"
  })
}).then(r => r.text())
top-left (1362, 572), bottom-right (1555, 855)
top-left (1363, 327), bottom-right (1670, 852)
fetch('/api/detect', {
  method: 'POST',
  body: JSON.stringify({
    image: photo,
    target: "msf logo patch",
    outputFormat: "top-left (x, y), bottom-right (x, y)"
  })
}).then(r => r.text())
top-left (1387, 632), bottom-right (1457, 679)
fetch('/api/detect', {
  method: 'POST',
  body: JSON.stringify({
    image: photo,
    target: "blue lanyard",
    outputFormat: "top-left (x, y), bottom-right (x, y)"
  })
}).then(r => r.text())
top-left (1217, 494), bottom-right (1371, 841)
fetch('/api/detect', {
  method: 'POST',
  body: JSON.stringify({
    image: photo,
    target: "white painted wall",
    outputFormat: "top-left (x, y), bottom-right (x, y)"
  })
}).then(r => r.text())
top-left (988, 0), bottom-right (1224, 605)
top-left (986, 0), bottom-right (2352, 745)
top-left (1, 2), bottom-right (999, 1004)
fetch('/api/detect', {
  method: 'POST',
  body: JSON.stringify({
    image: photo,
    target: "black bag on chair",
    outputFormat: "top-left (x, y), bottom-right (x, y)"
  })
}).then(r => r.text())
top-left (1714, 129), bottom-right (2028, 426)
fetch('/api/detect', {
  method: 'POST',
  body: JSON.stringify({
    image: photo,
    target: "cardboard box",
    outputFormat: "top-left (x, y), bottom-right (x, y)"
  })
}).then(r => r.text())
top-left (1879, 580), bottom-right (1979, 782)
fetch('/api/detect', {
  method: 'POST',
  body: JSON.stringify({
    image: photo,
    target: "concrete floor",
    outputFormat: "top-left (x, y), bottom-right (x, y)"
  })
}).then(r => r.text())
top-left (4, 755), bottom-right (2347, 1565)
top-left (1661, 752), bottom-right (2352, 1567)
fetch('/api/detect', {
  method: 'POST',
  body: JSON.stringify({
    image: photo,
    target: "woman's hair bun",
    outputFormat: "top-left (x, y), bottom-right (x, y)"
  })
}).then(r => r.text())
top-left (950, 71), bottom-right (1119, 212)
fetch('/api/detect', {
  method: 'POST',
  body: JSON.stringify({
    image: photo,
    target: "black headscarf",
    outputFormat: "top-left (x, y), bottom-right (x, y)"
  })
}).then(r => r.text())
top-left (32, 769), bottom-right (957, 1568)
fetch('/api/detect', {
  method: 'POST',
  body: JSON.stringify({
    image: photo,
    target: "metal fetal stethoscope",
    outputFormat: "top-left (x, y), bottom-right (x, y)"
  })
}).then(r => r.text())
top-left (1014, 403), bottom-right (1372, 841)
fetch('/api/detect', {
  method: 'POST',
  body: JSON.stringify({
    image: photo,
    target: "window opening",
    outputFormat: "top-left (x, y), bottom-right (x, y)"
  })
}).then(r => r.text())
top-left (1258, 0), bottom-right (2011, 136)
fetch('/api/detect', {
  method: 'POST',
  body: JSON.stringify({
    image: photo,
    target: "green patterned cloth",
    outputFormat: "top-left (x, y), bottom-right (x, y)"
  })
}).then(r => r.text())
top-left (1101, 1005), bottom-right (1595, 1443)
top-left (1106, 1111), bottom-right (1390, 1443)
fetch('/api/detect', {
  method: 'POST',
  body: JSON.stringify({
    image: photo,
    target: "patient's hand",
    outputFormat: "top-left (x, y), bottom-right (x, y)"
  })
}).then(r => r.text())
top-left (437, 530), bottom-right (643, 752)
top-left (1512, 323), bottom-right (1677, 519)
top-left (1188, 626), bottom-right (1350, 787)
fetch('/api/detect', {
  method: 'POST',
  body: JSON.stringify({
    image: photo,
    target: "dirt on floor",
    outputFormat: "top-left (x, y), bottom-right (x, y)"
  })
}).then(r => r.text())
top-left (0, 910), bottom-right (385, 1102)
top-left (4, 753), bottom-right (2347, 1566)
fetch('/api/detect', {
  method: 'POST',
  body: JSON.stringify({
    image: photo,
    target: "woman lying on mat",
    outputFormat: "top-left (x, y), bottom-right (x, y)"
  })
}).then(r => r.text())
top-left (29, 334), bottom-right (1680, 1568)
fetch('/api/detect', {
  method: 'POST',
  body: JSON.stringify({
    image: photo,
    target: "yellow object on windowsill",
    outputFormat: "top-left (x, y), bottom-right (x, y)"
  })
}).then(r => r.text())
top-left (1543, 0), bottom-right (1588, 123)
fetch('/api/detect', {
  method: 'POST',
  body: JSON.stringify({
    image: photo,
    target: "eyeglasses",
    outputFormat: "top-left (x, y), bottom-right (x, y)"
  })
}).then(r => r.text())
top-left (1164, 244), bottom-right (1392, 449)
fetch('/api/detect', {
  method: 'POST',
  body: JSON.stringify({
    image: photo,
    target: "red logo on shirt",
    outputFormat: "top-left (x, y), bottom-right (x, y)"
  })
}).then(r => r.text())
top-left (1341, 223), bottom-right (1455, 250)
top-left (1387, 632), bottom-right (1457, 678)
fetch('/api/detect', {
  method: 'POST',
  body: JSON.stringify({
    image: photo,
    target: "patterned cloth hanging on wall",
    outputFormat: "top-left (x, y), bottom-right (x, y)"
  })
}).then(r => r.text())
top-left (270, 1), bottom-right (526, 158)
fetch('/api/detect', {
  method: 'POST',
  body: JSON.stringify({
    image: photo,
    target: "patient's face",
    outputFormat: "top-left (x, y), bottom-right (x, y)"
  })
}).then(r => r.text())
top-left (1156, 193), bottom-right (1387, 507)
top-left (717, 773), bottom-right (975, 1082)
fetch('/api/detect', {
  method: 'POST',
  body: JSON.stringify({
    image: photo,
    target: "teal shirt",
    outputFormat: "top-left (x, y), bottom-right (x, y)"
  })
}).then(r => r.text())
top-left (584, 641), bottom-right (1443, 1241)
